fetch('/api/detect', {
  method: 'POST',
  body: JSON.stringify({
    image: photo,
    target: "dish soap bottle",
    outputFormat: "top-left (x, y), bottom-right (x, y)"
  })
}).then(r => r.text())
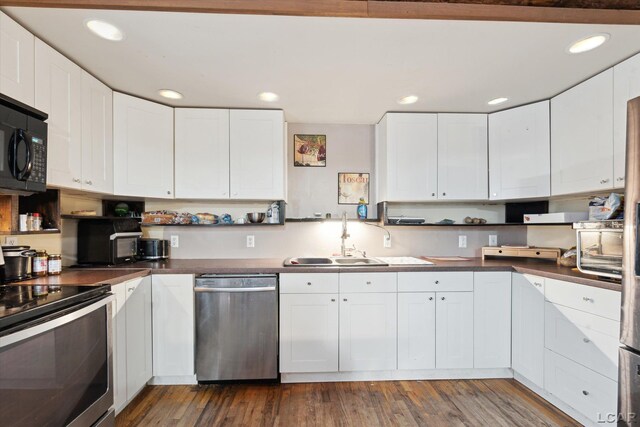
top-left (357, 198), bottom-right (367, 220)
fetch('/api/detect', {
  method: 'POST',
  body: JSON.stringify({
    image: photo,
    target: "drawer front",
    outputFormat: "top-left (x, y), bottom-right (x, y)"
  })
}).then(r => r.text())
top-left (520, 249), bottom-right (557, 259)
top-left (280, 273), bottom-right (339, 294)
top-left (398, 272), bottom-right (473, 292)
top-left (545, 278), bottom-right (621, 321)
top-left (544, 302), bottom-right (620, 381)
top-left (484, 248), bottom-right (518, 257)
top-left (544, 349), bottom-right (618, 425)
top-left (339, 273), bottom-right (397, 293)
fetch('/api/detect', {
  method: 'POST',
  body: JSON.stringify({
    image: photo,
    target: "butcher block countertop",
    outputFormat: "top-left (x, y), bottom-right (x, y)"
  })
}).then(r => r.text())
top-left (15, 258), bottom-right (621, 292)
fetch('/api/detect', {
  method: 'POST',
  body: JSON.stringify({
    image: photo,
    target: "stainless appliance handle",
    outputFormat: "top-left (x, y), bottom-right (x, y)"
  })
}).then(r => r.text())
top-left (109, 232), bottom-right (143, 241)
top-left (0, 294), bottom-right (115, 348)
top-left (194, 286), bottom-right (276, 293)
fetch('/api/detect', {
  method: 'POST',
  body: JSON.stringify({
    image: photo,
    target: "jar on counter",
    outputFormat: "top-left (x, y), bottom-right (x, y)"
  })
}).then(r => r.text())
top-left (48, 254), bottom-right (62, 276)
top-left (32, 250), bottom-right (48, 277)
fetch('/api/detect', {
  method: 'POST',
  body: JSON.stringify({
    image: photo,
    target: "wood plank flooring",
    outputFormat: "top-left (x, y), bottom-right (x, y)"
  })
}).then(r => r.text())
top-left (116, 379), bottom-right (580, 426)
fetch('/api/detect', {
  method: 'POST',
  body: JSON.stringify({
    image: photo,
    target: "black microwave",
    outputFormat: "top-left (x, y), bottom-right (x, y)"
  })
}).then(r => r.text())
top-left (0, 93), bottom-right (48, 193)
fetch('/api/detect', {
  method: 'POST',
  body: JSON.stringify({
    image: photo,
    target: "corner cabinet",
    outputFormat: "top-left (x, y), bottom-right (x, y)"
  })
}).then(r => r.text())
top-left (551, 69), bottom-right (614, 195)
top-left (613, 52), bottom-right (640, 188)
top-left (0, 12), bottom-right (34, 106)
top-left (488, 101), bottom-right (550, 200)
top-left (113, 92), bottom-right (174, 198)
top-left (229, 109), bottom-right (285, 200)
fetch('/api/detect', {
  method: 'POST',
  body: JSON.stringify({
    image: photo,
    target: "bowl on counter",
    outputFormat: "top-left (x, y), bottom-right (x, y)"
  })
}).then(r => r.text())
top-left (247, 212), bottom-right (266, 223)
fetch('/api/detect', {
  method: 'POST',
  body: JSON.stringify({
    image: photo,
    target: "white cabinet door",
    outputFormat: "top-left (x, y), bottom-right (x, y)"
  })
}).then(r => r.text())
top-left (113, 92), bottom-right (174, 198)
top-left (35, 39), bottom-right (82, 189)
top-left (435, 292), bottom-right (474, 369)
top-left (397, 292), bottom-right (436, 370)
top-left (0, 12), bottom-right (34, 106)
top-left (229, 109), bottom-right (284, 200)
top-left (81, 71), bottom-right (113, 194)
top-left (111, 282), bottom-right (128, 414)
top-left (437, 114), bottom-right (488, 200)
top-left (124, 276), bottom-right (152, 401)
top-left (339, 293), bottom-right (397, 371)
top-left (280, 293), bottom-right (339, 373)
top-left (175, 108), bottom-right (230, 199)
top-left (473, 272), bottom-right (511, 368)
top-left (378, 113), bottom-right (438, 201)
top-left (551, 69), bottom-right (614, 195)
top-left (488, 101), bottom-right (550, 200)
top-left (512, 273), bottom-right (545, 388)
top-left (613, 52), bottom-right (640, 187)
top-left (152, 275), bottom-right (194, 378)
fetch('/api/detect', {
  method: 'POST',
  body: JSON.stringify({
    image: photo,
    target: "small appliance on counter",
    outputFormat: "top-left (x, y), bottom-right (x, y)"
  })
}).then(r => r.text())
top-left (572, 220), bottom-right (623, 279)
top-left (137, 238), bottom-right (170, 260)
top-left (1, 246), bottom-right (36, 282)
top-left (77, 218), bottom-right (142, 265)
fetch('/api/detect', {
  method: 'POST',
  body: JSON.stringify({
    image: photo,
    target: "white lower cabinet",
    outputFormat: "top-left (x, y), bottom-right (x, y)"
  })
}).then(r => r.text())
top-left (151, 275), bottom-right (195, 380)
top-left (511, 273), bottom-right (545, 388)
top-left (280, 293), bottom-right (339, 373)
top-left (339, 292), bottom-right (397, 371)
top-left (473, 272), bottom-right (511, 369)
top-left (435, 292), bottom-right (474, 369)
top-left (397, 292), bottom-right (436, 370)
top-left (112, 276), bottom-right (152, 413)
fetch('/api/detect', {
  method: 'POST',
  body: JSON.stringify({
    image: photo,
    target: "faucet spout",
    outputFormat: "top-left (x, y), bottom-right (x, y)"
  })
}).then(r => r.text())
top-left (341, 212), bottom-right (350, 257)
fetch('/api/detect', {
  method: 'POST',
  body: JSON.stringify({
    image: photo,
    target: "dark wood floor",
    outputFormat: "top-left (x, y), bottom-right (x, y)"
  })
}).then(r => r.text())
top-left (115, 379), bottom-right (580, 426)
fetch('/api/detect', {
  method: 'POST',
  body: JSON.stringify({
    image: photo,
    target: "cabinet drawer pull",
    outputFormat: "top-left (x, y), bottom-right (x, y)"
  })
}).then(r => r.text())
top-left (617, 177), bottom-right (625, 182)
top-left (582, 390), bottom-right (589, 396)
top-left (167, 190), bottom-right (171, 195)
top-left (331, 298), bottom-right (335, 302)
top-left (343, 298), bottom-right (347, 302)
top-left (307, 282), bottom-right (312, 286)
top-left (534, 282), bottom-right (542, 287)
top-left (428, 297), bottom-right (433, 301)
top-left (366, 281), bottom-right (372, 285)
top-left (434, 280), bottom-right (439, 284)
top-left (600, 179), bottom-right (610, 184)
top-left (582, 296), bottom-right (594, 303)
top-left (85, 180), bottom-right (93, 185)
top-left (442, 192), bottom-right (446, 196)
top-left (583, 338), bottom-right (591, 343)
top-left (431, 193), bottom-right (435, 197)
top-left (441, 297), bottom-right (445, 301)
top-left (73, 178), bottom-right (81, 183)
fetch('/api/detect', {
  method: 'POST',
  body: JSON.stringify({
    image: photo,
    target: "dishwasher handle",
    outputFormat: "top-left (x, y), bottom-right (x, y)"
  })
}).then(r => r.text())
top-left (194, 286), bottom-right (276, 293)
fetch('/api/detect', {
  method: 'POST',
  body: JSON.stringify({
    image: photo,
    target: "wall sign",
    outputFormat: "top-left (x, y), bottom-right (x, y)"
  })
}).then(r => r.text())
top-left (338, 172), bottom-right (369, 204)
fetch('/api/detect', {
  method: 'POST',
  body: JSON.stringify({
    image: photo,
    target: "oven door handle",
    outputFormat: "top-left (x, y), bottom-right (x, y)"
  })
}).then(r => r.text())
top-left (0, 294), bottom-right (115, 348)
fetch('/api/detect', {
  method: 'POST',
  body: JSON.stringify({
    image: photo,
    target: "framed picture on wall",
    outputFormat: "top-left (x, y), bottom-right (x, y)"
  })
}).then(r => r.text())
top-left (294, 134), bottom-right (326, 167)
top-left (338, 173), bottom-right (370, 204)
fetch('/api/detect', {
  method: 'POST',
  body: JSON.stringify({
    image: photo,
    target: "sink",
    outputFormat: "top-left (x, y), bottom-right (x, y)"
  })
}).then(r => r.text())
top-left (283, 257), bottom-right (388, 267)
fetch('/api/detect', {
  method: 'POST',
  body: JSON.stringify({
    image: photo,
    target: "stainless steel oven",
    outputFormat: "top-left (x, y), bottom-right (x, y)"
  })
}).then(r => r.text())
top-left (573, 220), bottom-right (623, 279)
top-left (0, 290), bottom-right (114, 426)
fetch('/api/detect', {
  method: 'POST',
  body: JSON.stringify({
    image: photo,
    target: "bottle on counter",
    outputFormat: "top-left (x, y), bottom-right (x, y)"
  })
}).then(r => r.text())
top-left (357, 198), bottom-right (368, 220)
top-left (32, 250), bottom-right (48, 277)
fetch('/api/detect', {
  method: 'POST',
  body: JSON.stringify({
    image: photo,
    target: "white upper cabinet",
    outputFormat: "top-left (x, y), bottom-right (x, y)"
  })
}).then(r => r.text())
top-left (377, 113), bottom-right (438, 201)
top-left (35, 39), bottom-right (82, 190)
top-left (229, 109), bottom-right (285, 200)
top-left (0, 12), bottom-right (34, 106)
top-left (113, 92), bottom-right (174, 198)
top-left (551, 69), bottom-right (614, 195)
top-left (437, 114), bottom-right (488, 200)
top-left (613, 52), bottom-right (640, 188)
top-left (489, 101), bottom-right (550, 200)
top-left (175, 108), bottom-right (230, 199)
top-left (81, 71), bottom-right (113, 194)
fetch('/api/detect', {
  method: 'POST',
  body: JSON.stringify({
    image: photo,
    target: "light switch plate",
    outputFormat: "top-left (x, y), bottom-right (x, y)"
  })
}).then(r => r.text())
top-left (458, 235), bottom-right (467, 248)
top-left (170, 235), bottom-right (179, 248)
top-left (489, 235), bottom-right (498, 247)
top-left (246, 235), bottom-right (255, 248)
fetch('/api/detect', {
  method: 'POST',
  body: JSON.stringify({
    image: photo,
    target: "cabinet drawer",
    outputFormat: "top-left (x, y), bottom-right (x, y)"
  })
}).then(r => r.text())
top-left (544, 349), bottom-right (618, 425)
top-left (280, 273), bottom-right (339, 294)
top-left (545, 302), bottom-right (620, 381)
top-left (545, 279), bottom-right (621, 321)
top-left (398, 272), bottom-right (473, 292)
top-left (339, 273), bottom-right (397, 293)
top-left (483, 248), bottom-right (518, 257)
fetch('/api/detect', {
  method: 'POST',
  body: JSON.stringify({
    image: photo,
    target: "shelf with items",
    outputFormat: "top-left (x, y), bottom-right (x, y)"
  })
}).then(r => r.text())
top-left (0, 189), bottom-right (61, 235)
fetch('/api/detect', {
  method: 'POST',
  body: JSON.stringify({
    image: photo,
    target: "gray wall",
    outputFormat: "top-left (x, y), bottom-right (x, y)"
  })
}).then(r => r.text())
top-left (286, 123), bottom-right (375, 219)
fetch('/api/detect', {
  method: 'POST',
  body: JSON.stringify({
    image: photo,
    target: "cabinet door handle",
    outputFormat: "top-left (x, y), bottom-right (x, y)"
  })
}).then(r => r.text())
top-left (441, 297), bottom-right (445, 301)
top-left (617, 177), bottom-right (625, 182)
top-left (428, 297), bottom-right (433, 301)
top-left (127, 287), bottom-right (134, 292)
top-left (600, 179), bottom-right (610, 184)
top-left (85, 180), bottom-right (93, 185)
top-left (582, 296), bottom-right (594, 303)
top-left (442, 192), bottom-right (446, 196)
top-left (343, 298), bottom-right (347, 302)
top-left (534, 282), bottom-right (542, 287)
top-left (434, 280), bottom-right (439, 284)
top-left (582, 390), bottom-right (589, 396)
top-left (331, 298), bottom-right (335, 302)
top-left (366, 281), bottom-right (372, 285)
top-left (583, 338), bottom-right (591, 343)
top-left (73, 178), bottom-right (81, 183)
top-left (431, 193), bottom-right (435, 197)
top-left (307, 282), bottom-right (312, 286)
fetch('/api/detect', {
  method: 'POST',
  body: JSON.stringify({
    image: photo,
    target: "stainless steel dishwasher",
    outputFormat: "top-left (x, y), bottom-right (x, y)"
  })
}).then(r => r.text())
top-left (194, 274), bottom-right (278, 381)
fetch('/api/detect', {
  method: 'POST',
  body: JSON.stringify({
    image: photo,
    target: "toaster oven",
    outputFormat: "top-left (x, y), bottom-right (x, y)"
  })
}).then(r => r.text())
top-left (573, 220), bottom-right (623, 279)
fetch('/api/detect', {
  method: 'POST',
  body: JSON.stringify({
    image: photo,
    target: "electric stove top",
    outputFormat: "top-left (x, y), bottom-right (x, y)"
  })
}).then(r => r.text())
top-left (0, 284), bottom-right (111, 334)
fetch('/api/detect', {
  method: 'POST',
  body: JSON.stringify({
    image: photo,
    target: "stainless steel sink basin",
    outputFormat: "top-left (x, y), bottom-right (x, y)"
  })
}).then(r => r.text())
top-left (283, 257), bottom-right (388, 267)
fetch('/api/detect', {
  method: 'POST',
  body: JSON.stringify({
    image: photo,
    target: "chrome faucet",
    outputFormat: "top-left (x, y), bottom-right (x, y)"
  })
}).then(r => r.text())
top-left (341, 211), bottom-right (350, 257)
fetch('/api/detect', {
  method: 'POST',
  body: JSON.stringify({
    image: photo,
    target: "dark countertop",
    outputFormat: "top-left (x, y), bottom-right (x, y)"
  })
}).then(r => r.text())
top-left (14, 258), bottom-right (621, 292)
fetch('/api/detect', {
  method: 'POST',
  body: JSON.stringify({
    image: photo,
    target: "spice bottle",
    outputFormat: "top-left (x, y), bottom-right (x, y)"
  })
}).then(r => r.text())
top-left (32, 213), bottom-right (42, 231)
top-left (32, 250), bottom-right (48, 277)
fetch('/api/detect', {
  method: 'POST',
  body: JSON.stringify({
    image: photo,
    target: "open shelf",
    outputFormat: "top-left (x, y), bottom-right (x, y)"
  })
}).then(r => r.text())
top-left (62, 214), bottom-right (142, 220)
top-left (285, 218), bottom-right (380, 223)
top-left (383, 222), bottom-right (574, 227)
top-left (141, 222), bottom-right (283, 227)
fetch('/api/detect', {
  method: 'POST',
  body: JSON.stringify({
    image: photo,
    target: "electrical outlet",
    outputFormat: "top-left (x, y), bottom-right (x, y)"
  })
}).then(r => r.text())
top-left (383, 235), bottom-right (391, 248)
top-left (489, 235), bottom-right (498, 247)
top-left (458, 235), bottom-right (467, 248)
top-left (246, 235), bottom-right (255, 248)
top-left (4, 236), bottom-right (18, 246)
top-left (170, 235), bottom-right (179, 248)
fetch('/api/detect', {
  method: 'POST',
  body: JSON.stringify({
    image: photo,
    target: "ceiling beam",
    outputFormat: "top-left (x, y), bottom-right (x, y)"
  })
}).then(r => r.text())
top-left (2, 0), bottom-right (640, 24)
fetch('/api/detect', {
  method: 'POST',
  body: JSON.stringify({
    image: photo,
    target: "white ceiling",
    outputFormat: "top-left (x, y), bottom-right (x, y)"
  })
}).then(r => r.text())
top-left (5, 7), bottom-right (640, 124)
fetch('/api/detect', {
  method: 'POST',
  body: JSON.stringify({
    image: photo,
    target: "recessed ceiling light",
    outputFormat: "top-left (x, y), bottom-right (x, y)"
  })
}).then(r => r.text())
top-left (397, 95), bottom-right (419, 105)
top-left (567, 33), bottom-right (610, 54)
top-left (258, 92), bottom-right (279, 102)
top-left (158, 89), bottom-right (183, 100)
top-left (85, 19), bottom-right (124, 41)
top-left (488, 97), bottom-right (509, 106)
